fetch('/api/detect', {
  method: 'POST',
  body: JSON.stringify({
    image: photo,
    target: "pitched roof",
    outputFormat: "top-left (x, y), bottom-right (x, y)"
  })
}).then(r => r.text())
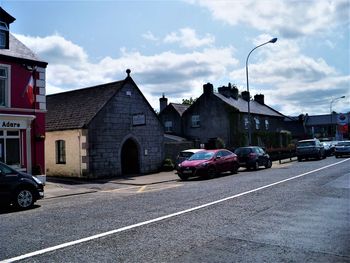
top-left (214, 93), bottom-right (284, 117)
top-left (170, 103), bottom-right (189, 116)
top-left (0, 34), bottom-right (47, 65)
top-left (46, 80), bottom-right (124, 131)
top-left (0, 7), bottom-right (16, 24)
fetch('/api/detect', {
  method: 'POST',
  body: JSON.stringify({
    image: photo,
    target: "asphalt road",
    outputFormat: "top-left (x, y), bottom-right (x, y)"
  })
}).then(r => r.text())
top-left (1, 157), bottom-right (349, 262)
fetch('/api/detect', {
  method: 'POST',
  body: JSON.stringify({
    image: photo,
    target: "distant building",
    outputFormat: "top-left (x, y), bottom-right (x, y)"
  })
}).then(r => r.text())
top-left (0, 7), bottom-right (47, 181)
top-left (158, 95), bottom-right (189, 136)
top-left (304, 113), bottom-right (350, 140)
top-left (45, 70), bottom-right (164, 178)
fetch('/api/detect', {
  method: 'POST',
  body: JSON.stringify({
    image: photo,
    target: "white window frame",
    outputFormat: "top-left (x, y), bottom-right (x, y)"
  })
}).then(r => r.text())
top-left (265, 119), bottom-right (269, 130)
top-left (244, 117), bottom-right (249, 130)
top-left (0, 64), bottom-right (11, 107)
top-left (0, 130), bottom-right (21, 166)
top-left (191, 115), bottom-right (200, 127)
top-left (255, 117), bottom-right (260, 130)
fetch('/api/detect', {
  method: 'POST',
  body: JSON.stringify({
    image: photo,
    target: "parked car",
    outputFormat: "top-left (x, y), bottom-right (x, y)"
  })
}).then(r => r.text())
top-left (0, 162), bottom-right (44, 209)
top-left (234, 146), bottom-right (272, 170)
top-left (334, 141), bottom-right (350, 158)
top-left (296, 139), bottom-right (325, 161)
top-left (175, 149), bottom-right (203, 168)
top-left (176, 149), bottom-right (239, 180)
top-left (321, 141), bottom-right (335, 156)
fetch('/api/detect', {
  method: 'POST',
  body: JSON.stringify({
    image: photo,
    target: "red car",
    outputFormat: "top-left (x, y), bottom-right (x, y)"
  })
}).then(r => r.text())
top-left (176, 149), bottom-right (239, 180)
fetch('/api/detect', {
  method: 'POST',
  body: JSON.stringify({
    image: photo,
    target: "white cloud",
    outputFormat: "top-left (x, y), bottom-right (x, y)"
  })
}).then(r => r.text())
top-left (163, 28), bottom-right (215, 48)
top-left (229, 36), bottom-right (350, 115)
top-left (142, 31), bottom-right (159, 42)
top-left (16, 33), bottom-right (238, 110)
top-left (187, 0), bottom-right (349, 38)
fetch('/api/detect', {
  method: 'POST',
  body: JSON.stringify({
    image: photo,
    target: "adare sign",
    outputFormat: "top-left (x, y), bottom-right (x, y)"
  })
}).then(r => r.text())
top-left (0, 120), bottom-right (27, 129)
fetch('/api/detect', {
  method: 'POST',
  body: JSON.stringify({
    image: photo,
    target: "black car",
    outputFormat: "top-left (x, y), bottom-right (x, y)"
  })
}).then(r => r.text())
top-left (0, 162), bottom-right (44, 209)
top-left (296, 139), bottom-right (325, 161)
top-left (234, 146), bottom-right (272, 170)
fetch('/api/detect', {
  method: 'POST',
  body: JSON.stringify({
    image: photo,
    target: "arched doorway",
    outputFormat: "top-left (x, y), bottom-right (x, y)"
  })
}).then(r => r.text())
top-left (121, 138), bottom-right (140, 175)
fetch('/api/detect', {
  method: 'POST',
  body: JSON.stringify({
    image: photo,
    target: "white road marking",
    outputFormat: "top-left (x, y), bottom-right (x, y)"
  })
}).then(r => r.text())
top-left (2, 158), bottom-right (349, 263)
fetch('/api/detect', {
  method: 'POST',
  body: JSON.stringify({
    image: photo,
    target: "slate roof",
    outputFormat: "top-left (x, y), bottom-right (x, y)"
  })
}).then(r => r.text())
top-left (214, 93), bottom-right (284, 117)
top-left (170, 103), bottom-right (189, 116)
top-left (305, 113), bottom-right (350, 126)
top-left (46, 80), bottom-right (124, 131)
top-left (0, 34), bottom-right (46, 65)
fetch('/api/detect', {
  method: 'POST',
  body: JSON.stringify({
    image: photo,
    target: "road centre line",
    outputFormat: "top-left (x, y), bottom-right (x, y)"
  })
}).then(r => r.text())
top-left (2, 158), bottom-right (349, 263)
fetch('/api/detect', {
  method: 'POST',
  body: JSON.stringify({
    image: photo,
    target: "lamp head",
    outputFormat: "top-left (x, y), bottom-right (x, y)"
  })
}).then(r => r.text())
top-left (269, 38), bottom-right (278, 43)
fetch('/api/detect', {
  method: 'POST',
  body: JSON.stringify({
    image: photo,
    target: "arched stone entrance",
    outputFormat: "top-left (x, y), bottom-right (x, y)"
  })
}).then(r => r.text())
top-left (121, 138), bottom-right (140, 175)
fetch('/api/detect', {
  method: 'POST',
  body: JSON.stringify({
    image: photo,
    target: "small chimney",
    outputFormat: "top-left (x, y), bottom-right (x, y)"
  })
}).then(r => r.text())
top-left (254, 94), bottom-right (265, 105)
top-left (241, 91), bottom-right (250, 102)
top-left (203, 83), bottom-right (213, 95)
top-left (218, 86), bottom-right (231, 97)
top-left (159, 93), bottom-right (168, 112)
top-left (231, 86), bottom-right (239, 100)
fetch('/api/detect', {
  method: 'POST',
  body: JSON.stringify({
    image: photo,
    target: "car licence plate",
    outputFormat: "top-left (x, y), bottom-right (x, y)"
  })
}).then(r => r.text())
top-left (183, 170), bottom-right (192, 174)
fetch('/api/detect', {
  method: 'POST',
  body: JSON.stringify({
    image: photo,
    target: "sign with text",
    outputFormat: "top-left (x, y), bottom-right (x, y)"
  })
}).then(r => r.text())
top-left (132, 114), bottom-right (146, 126)
top-left (0, 120), bottom-right (27, 129)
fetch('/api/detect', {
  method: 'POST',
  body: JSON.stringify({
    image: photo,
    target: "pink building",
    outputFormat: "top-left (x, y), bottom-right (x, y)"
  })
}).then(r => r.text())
top-left (0, 7), bottom-right (47, 182)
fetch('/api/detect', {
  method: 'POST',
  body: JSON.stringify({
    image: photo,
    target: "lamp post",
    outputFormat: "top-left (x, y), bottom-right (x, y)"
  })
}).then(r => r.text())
top-left (246, 37), bottom-right (277, 145)
top-left (330, 95), bottom-right (345, 139)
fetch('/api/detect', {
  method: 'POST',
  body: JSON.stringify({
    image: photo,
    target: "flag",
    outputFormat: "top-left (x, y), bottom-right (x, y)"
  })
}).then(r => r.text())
top-left (24, 75), bottom-right (35, 105)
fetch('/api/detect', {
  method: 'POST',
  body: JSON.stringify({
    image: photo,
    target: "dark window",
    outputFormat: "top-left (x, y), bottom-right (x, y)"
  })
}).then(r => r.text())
top-left (55, 140), bottom-right (66, 164)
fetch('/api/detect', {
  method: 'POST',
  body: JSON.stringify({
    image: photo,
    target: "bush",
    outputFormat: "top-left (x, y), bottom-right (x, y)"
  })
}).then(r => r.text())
top-left (162, 158), bottom-right (175, 171)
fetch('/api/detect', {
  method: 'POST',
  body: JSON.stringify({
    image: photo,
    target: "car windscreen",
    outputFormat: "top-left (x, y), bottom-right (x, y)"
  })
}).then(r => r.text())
top-left (189, 152), bottom-right (214, 160)
top-left (234, 148), bottom-right (252, 155)
top-left (337, 141), bottom-right (350, 146)
top-left (179, 152), bottom-right (195, 158)
top-left (298, 141), bottom-right (316, 147)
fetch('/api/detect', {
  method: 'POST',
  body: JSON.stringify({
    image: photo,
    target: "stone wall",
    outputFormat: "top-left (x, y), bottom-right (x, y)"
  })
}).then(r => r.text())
top-left (87, 81), bottom-right (164, 178)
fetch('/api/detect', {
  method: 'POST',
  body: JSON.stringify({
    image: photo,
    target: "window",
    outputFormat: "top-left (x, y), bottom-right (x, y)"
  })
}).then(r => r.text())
top-left (55, 140), bottom-right (66, 164)
top-left (0, 32), bottom-right (5, 48)
top-left (265, 119), bottom-right (269, 130)
top-left (0, 65), bottom-right (9, 106)
top-left (164, 121), bottom-right (173, 132)
top-left (244, 117), bottom-right (249, 130)
top-left (254, 117), bottom-right (260, 130)
top-left (192, 115), bottom-right (200, 127)
top-left (0, 130), bottom-right (20, 165)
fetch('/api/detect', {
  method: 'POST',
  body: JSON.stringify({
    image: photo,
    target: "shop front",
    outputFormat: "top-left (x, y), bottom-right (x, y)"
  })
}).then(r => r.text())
top-left (0, 114), bottom-right (35, 172)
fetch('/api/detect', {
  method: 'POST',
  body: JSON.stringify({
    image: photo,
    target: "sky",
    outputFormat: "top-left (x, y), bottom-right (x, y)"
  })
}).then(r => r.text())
top-left (1, 0), bottom-right (349, 116)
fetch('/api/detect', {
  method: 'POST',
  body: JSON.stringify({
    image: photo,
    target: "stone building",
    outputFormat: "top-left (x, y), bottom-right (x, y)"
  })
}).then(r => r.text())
top-left (45, 70), bottom-right (164, 178)
top-left (181, 83), bottom-right (289, 149)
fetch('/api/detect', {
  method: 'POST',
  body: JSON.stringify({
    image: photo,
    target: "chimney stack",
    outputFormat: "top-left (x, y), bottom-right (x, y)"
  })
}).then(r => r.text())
top-left (241, 91), bottom-right (250, 102)
top-left (159, 94), bottom-right (168, 112)
top-left (203, 83), bottom-right (213, 95)
top-left (254, 94), bottom-right (265, 105)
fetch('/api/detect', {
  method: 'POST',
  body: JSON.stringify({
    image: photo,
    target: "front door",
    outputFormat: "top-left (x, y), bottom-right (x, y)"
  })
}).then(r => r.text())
top-left (121, 138), bottom-right (140, 175)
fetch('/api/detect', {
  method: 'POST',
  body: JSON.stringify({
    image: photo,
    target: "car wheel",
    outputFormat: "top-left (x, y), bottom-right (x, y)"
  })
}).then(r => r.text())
top-left (207, 167), bottom-right (217, 179)
top-left (14, 188), bottom-right (34, 209)
top-left (335, 155), bottom-right (339, 158)
top-left (231, 163), bottom-right (239, 174)
top-left (297, 157), bottom-right (302, 162)
top-left (265, 159), bottom-right (272, 169)
top-left (253, 161), bottom-right (259, 170)
top-left (178, 174), bottom-right (189, 181)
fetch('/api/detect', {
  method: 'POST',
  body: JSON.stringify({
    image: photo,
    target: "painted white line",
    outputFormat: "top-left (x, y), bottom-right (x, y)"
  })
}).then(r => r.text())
top-left (2, 158), bottom-right (349, 263)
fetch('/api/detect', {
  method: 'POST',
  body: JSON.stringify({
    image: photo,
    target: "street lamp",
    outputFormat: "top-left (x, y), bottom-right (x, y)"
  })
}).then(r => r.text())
top-left (245, 37), bottom-right (277, 145)
top-left (330, 95), bottom-right (345, 139)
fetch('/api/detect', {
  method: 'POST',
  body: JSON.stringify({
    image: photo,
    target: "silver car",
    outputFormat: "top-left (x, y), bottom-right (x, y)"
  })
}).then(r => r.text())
top-left (334, 141), bottom-right (350, 158)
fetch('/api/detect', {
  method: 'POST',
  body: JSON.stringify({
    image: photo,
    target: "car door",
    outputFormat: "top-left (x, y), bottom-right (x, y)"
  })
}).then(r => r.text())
top-left (0, 163), bottom-right (18, 203)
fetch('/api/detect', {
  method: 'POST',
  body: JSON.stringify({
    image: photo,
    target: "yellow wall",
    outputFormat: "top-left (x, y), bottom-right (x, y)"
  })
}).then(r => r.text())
top-left (45, 129), bottom-right (87, 177)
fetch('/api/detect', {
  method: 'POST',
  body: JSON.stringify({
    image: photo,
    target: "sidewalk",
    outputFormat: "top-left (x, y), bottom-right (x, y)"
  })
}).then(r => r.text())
top-left (44, 170), bottom-right (179, 199)
top-left (44, 158), bottom-right (296, 199)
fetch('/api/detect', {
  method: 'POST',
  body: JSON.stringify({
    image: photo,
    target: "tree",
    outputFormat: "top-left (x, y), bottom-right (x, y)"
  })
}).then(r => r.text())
top-left (182, 97), bottom-right (197, 105)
